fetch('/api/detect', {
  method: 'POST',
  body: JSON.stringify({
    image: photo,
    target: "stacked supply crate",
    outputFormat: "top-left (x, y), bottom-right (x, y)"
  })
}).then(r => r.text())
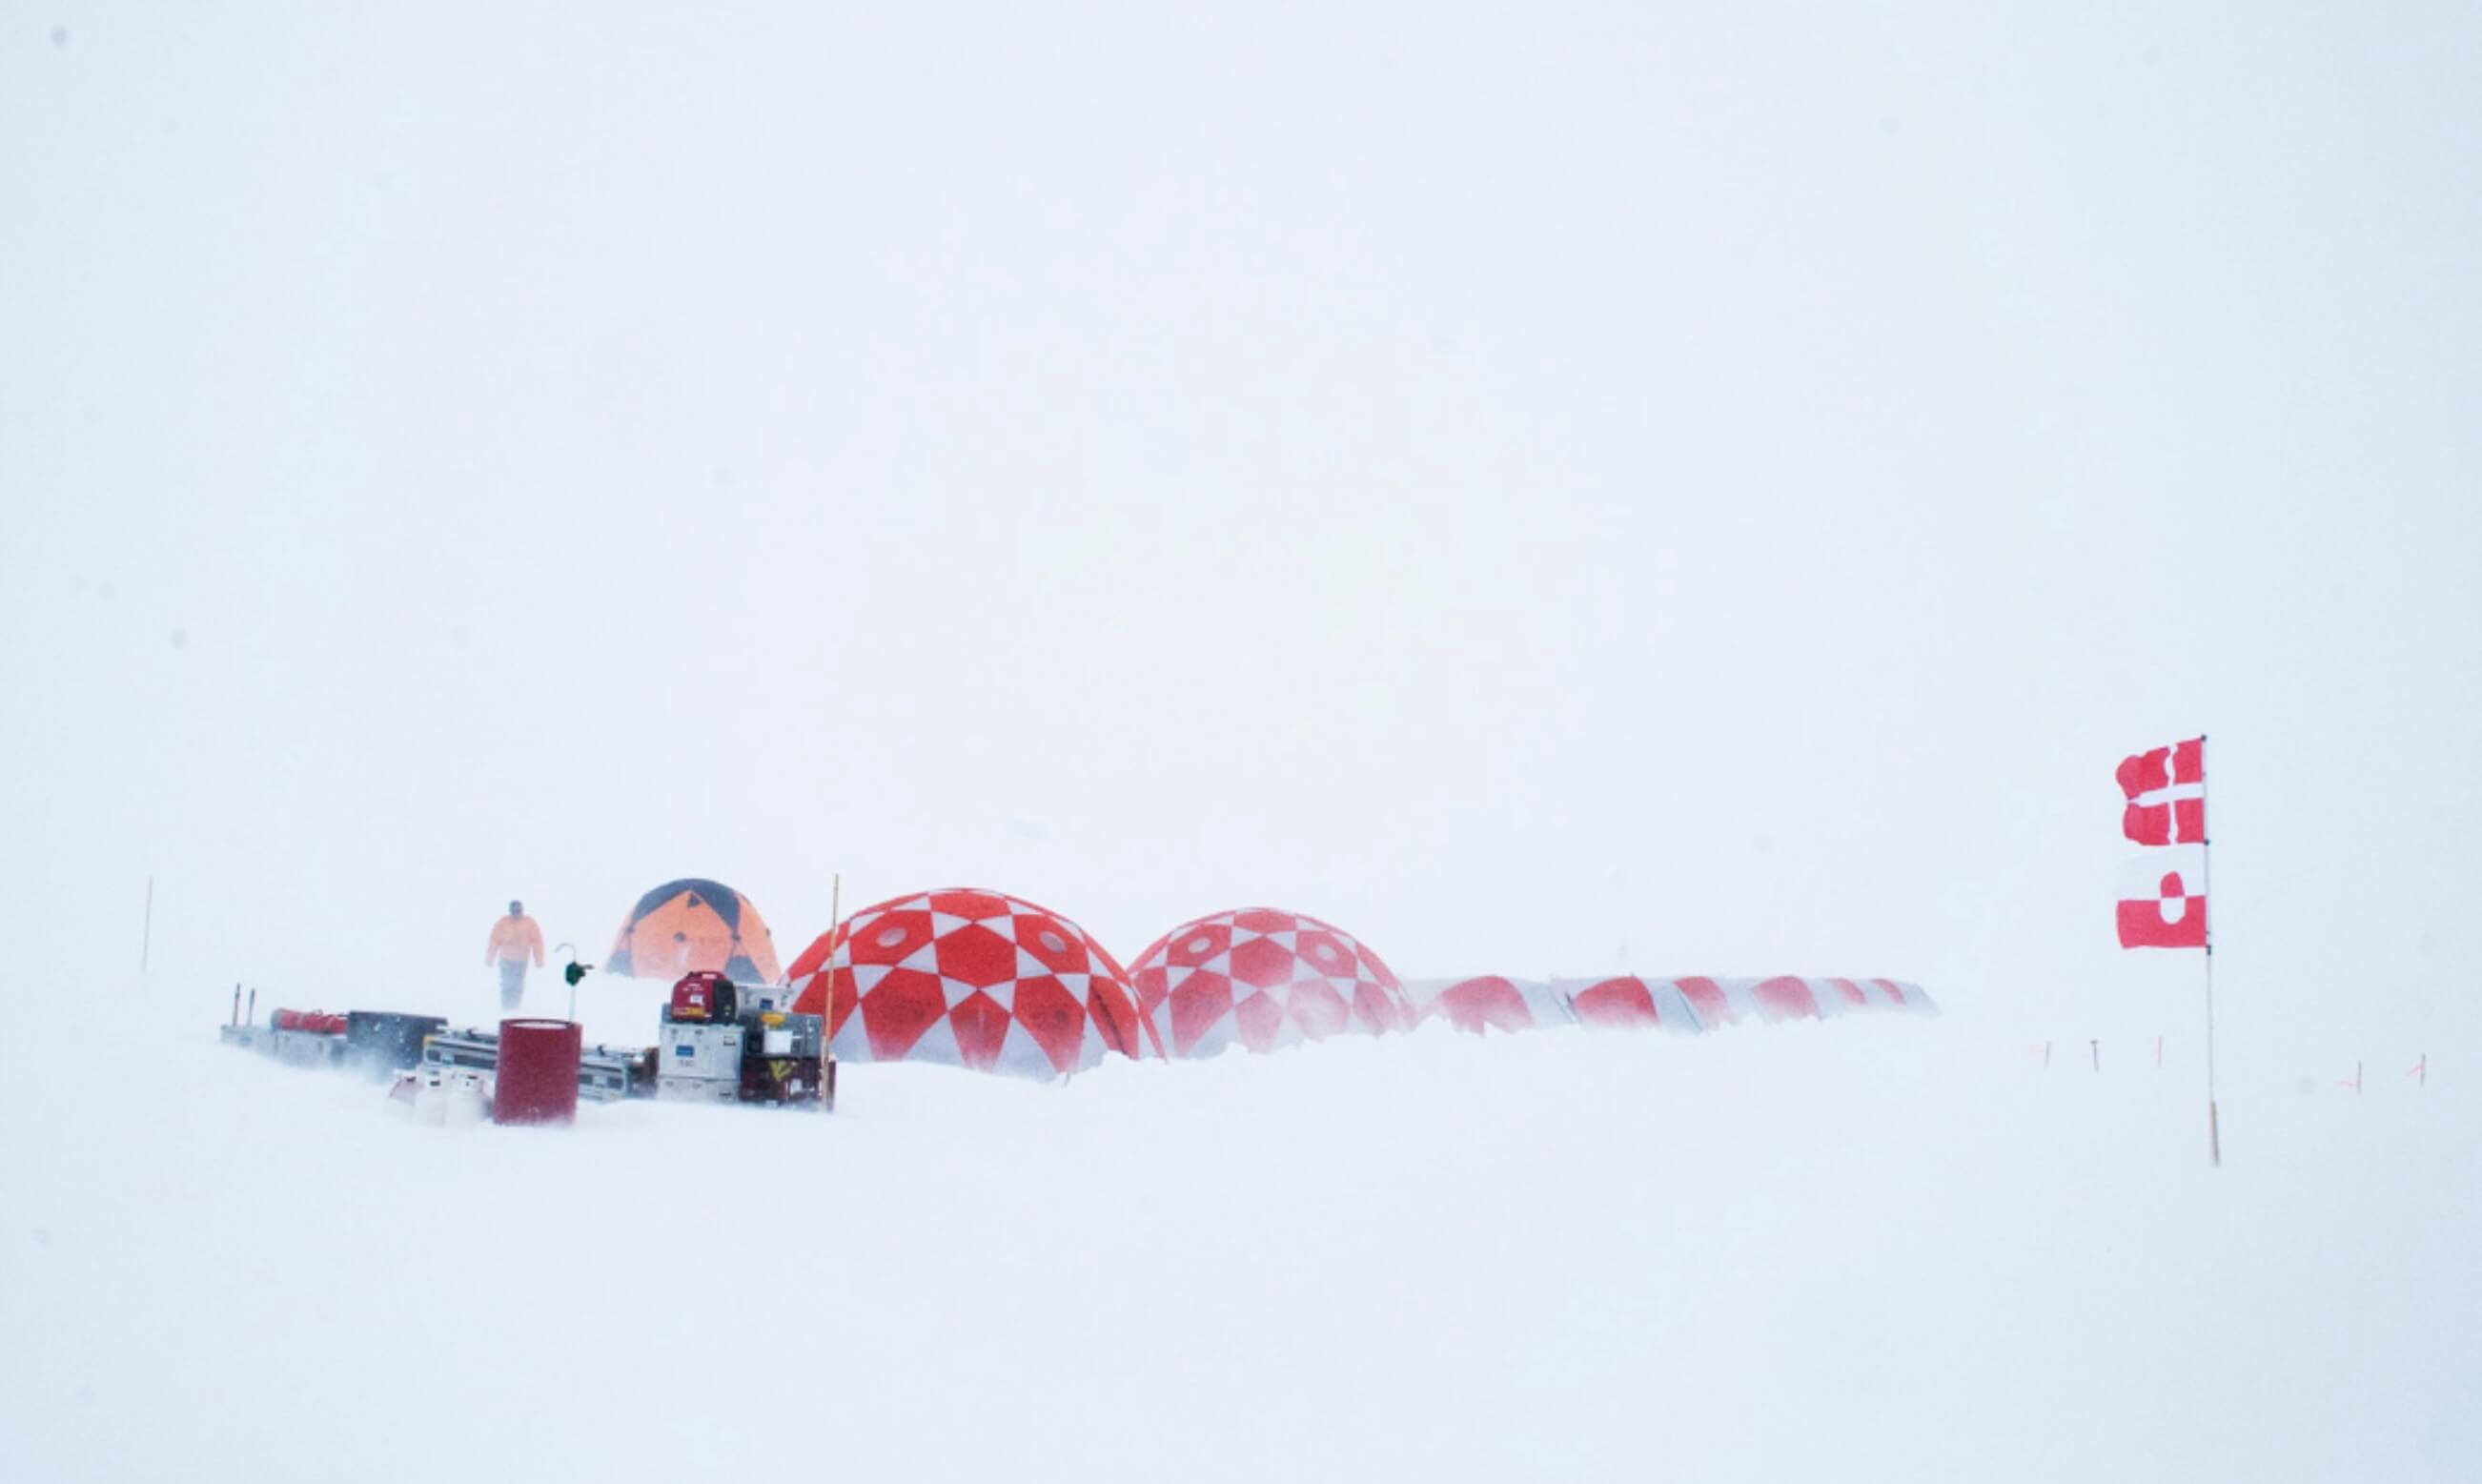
top-left (270, 1009), bottom-right (350, 1068)
top-left (740, 1008), bottom-right (829, 1107)
top-left (344, 1011), bottom-right (449, 1078)
top-left (656, 972), bottom-right (748, 1104)
top-left (655, 972), bottom-right (828, 1108)
top-left (657, 1021), bottom-right (748, 1104)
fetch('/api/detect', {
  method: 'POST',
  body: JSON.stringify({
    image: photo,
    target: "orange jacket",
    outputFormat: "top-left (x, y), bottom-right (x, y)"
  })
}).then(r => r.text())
top-left (485, 914), bottom-right (545, 967)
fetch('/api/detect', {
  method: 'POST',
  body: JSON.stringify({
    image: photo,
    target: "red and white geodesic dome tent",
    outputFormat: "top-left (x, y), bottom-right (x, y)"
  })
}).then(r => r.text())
top-left (783, 888), bottom-right (1153, 1079)
top-left (1129, 908), bottom-right (1416, 1060)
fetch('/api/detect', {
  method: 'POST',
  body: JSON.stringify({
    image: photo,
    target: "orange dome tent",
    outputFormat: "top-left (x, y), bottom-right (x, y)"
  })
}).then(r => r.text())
top-left (606, 878), bottom-right (782, 986)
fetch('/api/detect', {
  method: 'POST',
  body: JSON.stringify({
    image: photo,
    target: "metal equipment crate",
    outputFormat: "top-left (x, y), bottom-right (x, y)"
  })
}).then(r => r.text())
top-left (421, 1027), bottom-right (653, 1103)
top-left (345, 1011), bottom-right (448, 1077)
top-left (654, 1074), bottom-right (741, 1106)
top-left (658, 1022), bottom-right (744, 1080)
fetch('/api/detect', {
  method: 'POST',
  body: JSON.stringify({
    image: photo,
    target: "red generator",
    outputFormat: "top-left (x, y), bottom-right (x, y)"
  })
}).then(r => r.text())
top-left (666, 971), bottom-right (739, 1024)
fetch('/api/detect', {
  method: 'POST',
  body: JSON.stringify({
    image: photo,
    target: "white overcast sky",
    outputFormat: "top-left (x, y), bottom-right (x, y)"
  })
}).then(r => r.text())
top-left (4, 3), bottom-right (2476, 1070)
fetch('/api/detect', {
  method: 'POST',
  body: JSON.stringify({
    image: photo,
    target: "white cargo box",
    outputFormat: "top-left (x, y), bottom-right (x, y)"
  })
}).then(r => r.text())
top-left (736, 984), bottom-right (793, 1017)
top-left (655, 1075), bottom-right (740, 1106)
top-left (748, 1013), bottom-right (824, 1059)
top-left (661, 1022), bottom-right (744, 1079)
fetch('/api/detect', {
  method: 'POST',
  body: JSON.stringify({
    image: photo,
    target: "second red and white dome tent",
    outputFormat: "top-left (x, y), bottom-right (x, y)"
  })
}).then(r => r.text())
top-left (1129, 907), bottom-right (1417, 1060)
top-left (783, 888), bottom-right (1152, 1080)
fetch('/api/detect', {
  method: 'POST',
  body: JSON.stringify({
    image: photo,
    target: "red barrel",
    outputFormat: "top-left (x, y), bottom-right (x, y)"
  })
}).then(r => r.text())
top-left (495, 1018), bottom-right (581, 1127)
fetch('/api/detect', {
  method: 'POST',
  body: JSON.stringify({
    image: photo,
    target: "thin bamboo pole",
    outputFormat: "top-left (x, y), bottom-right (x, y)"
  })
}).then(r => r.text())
top-left (823, 873), bottom-right (841, 1114)
top-left (2201, 734), bottom-right (2220, 1168)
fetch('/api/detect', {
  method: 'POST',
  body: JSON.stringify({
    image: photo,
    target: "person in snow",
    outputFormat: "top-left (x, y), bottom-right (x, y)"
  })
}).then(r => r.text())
top-left (484, 901), bottom-right (546, 1009)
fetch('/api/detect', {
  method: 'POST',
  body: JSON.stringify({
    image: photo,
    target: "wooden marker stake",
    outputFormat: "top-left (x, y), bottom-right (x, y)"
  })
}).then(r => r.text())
top-left (823, 873), bottom-right (841, 1114)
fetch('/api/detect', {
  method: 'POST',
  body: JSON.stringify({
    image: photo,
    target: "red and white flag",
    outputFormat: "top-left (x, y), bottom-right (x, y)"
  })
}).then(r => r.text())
top-left (2118, 737), bottom-right (2205, 846)
top-left (2117, 848), bottom-right (2207, 949)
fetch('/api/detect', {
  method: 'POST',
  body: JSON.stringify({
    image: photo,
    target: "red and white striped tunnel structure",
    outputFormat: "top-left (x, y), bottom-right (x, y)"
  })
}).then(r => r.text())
top-left (1404, 975), bottom-right (1935, 1034)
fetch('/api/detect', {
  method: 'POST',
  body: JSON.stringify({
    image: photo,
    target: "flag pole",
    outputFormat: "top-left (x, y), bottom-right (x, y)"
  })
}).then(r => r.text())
top-left (2201, 733), bottom-right (2220, 1168)
top-left (822, 872), bottom-right (840, 1114)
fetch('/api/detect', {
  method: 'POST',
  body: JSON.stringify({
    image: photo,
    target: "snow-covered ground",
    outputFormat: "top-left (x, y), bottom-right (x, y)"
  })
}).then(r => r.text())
top-left (5, 982), bottom-right (2473, 1483)
top-left (9, 4), bottom-right (2480, 1479)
